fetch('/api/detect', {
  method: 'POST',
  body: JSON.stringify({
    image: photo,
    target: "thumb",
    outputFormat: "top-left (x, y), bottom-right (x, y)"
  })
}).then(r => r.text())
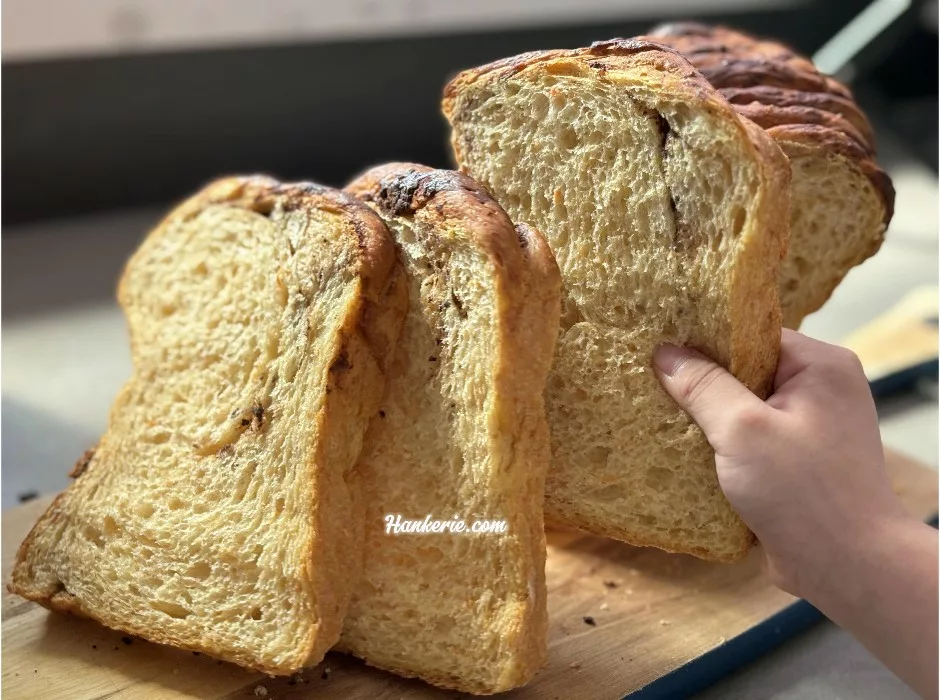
top-left (653, 344), bottom-right (763, 440)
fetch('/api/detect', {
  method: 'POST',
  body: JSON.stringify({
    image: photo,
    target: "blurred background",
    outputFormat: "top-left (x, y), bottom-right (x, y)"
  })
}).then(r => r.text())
top-left (1, 2), bottom-right (937, 696)
top-left (3, 0), bottom-right (938, 223)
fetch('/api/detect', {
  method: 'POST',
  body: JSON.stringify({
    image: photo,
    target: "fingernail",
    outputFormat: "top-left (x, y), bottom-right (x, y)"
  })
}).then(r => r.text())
top-left (653, 343), bottom-right (687, 377)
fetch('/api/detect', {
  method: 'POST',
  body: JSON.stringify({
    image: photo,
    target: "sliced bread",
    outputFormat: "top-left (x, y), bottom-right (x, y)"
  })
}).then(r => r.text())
top-left (650, 22), bottom-right (895, 328)
top-left (340, 163), bottom-right (561, 693)
top-left (443, 39), bottom-right (790, 561)
top-left (9, 177), bottom-right (407, 674)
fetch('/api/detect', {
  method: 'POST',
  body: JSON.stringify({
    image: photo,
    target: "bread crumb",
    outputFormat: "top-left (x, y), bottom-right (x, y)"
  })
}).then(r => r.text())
top-left (602, 580), bottom-right (618, 589)
top-left (582, 616), bottom-right (596, 626)
top-left (659, 619), bottom-right (671, 626)
top-left (253, 686), bottom-right (268, 697)
top-left (569, 662), bottom-right (581, 670)
top-left (599, 602), bottom-right (609, 611)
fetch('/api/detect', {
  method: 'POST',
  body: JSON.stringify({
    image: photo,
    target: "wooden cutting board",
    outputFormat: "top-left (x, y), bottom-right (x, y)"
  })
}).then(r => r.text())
top-left (2, 448), bottom-right (936, 700)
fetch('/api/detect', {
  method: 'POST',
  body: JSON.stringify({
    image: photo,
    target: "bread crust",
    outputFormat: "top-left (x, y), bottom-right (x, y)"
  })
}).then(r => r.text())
top-left (732, 102), bottom-right (872, 155)
top-left (444, 38), bottom-right (721, 111)
top-left (343, 163), bottom-right (560, 692)
top-left (444, 40), bottom-right (790, 561)
top-left (718, 86), bottom-right (874, 147)
top-left (9, 176), bottom-right (407, 675)
top-left (730, 115), bottom-right (790, 401)
top-left (649, 23), bottom-right (852, 99)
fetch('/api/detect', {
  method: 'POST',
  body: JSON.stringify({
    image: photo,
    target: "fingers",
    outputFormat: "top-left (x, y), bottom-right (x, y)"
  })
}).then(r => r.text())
top-left (653, 344), bottom-right (766, 439)
top-left (774, 329), bottom-right (818, 389)
top-left (774, 329), bottom-right (867, 392)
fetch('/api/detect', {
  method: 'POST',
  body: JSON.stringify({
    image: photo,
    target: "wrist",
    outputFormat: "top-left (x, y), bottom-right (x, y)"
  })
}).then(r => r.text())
top-left (797, 508), bottom-right (923, 613)
top-left (792, 514), bottom-right (938, 699)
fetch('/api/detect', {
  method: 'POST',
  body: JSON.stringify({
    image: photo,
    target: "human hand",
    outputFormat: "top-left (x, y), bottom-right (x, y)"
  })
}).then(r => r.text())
top-left (654, 328), bottom-right (939, 698)
top-left (652, 329), bottom-right (908, 597)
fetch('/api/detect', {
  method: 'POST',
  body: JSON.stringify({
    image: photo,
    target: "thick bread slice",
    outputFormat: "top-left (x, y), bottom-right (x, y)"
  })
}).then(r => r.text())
top-left (341, 163), bottom-right (561, 693)
top-left (768, 126), bottom-right (893, 328)
top-left (443, 39), bottom-right (789, 561)
top-left (650, 22), bottom-right (895, 328)
top-left (9, 177), bottom-right (407, 674)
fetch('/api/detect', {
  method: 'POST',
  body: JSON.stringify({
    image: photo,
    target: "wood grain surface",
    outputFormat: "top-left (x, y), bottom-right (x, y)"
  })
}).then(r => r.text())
top-left (2, 449), bottom-right (936, 700)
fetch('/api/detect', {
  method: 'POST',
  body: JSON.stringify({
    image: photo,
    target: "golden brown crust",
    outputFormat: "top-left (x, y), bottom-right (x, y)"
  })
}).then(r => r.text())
top-left (649, 23), bottom-right (852, 99)
top-left (733, 102), bottom-right (872, 155)
top-left (646, 42), bottom-right (872, 151)
top-left (718, 86), bottom-right (874, 146)
top-left (729, 115), bottom-right (790, 403)
top-left (347, 162), bottom-right (504, 222)
top-left (9, 176), bottom-right (406, 676)
top-left (646, 25), bottom-right (855, 105)
top-left (348, 163), bottom-right (536, 296)
top-left (678, 52), bottom-right (851, 99)
top-left (67, 446), bottom-right (97, 479)
top-left (444, 38), bottom-right (721, 110)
